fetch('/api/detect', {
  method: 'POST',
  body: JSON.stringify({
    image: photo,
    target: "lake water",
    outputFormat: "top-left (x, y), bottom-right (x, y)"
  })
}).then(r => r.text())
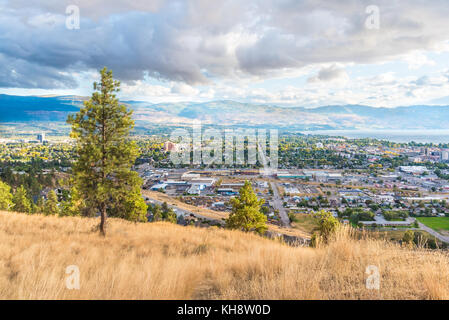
top-left (300, 130), bottom-right (449, 144)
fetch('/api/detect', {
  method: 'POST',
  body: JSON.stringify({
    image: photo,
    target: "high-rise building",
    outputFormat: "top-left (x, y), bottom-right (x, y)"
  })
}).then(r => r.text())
top-left (441, 150), bottom-right (449, 161)
top-left (37, 132), bottom-right (46, 143)
top-left (164, 141), bottom-right (176, 152)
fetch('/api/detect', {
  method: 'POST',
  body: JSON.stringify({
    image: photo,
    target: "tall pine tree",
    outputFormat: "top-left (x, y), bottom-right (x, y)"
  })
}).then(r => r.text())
top-left (67, 67), bottom-right (147, 235)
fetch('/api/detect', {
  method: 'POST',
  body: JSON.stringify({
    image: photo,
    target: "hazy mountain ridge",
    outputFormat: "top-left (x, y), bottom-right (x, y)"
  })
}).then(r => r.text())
top-left (1, 94), bottom-right (449, 130)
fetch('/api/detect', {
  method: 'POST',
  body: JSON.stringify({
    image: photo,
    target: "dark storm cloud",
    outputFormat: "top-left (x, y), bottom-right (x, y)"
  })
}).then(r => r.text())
top-left (0, 54), bottom-right (78, 89)
top-left (1, 0), bottom-right (449, 89)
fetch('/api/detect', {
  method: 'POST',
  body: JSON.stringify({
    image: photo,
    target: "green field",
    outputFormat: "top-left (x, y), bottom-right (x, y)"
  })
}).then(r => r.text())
top-left (417, 217), bottom-right (449, 232)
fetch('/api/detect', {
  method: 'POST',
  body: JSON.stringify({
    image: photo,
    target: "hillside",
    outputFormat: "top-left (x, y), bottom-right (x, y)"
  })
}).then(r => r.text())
top-left (3, 94), bottom-right (449, 130)
top-left (141, 189), bottom-right (311, 240)
top-left (0, 211), bottom-right (448, 299)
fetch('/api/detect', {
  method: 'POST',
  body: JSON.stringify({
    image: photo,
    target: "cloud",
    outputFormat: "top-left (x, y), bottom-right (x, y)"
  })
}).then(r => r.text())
top-left (0, 53), bottom-right (78, 89)
top-left (307, 65), bottom-right (349, 83)
top-left (1, 0), bottom-right (449, 90)
top-left (170, 83), bottom-right (199, 96)
top-left (402, 51), bottom-right (436, 70)
top-left (121, 80), bottom-right (201, 102)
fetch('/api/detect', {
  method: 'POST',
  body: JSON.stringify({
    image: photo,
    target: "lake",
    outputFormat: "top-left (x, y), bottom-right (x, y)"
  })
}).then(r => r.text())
top-left (300, 129), bottom-right (449, 144)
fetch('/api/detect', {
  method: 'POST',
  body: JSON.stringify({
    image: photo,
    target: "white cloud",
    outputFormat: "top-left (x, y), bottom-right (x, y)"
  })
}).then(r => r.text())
top-left (307, 65), bottom-right (349, 83)
top-left (170, 83), bottom-right (199, 96)
top-left (402, 51), bottom-right (436, 70)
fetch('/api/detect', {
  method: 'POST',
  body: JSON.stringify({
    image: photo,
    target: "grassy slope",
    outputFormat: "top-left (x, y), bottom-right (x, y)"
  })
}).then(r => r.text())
top-left (0, 211), bottom-right (448, 300)
top-left (291, 213), bottom-right (318, 234)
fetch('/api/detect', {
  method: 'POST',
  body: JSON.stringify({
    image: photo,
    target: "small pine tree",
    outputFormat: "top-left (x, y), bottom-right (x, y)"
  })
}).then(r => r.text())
top-left (165, 209), bottom-right (178, 224)
top-left (161, 202), bottom-right (169, 218)
top-left (60, 187), bottom-right (83, 217)
top-left (152, 204), bottom-right (163, 222)
top-left (403, 230), bottom-right (415, 246)
top-left (44, 190), bottom-right (59, 215)
top-left (32, 196), bottom-right (44, 214)
top-left (13, 186), bottom-right (31, 214)
top-left (0, 180), bottom-right (13, 211)
top-left (313, 210), bottom-right (340, 243)
top-left (225, 180), bottom-right (267, 234)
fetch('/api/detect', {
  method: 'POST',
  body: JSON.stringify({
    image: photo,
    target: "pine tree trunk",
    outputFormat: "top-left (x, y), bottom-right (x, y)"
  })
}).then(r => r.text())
top-left (100, 204), bottom-right (107, 236)
top-left (100, 91), bottom-right (107, 237)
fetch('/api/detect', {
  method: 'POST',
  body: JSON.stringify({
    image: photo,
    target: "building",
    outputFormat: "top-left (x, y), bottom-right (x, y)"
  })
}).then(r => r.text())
top-left (399, 166), bottom-right (429, 175)
top-left (181, 172), bottom-right (201, 180)
top-left (37, 133), bottom-right (46, 143)
top-left (165, 180), bottom-right (188, 186)
top-left (339, 189), bottom-right (363, 201)
top-left (150, 183), bottom-right (168, 191)
top-left (276, 171), bottom-right (308, 179)
top-left (374, 194), bottom-right (395, 204)
top-left (441, 150), bottom-right (449, 162)
top-left (187, 184), bottom-right (204, 195)
top-left (217, 188), bottom-right (238, 195)
top-left (190, 178), bottom-right (216, 187)
top-left (284, 187), bottom-right (300, 194)
top-left (164, 141), bottom-right (176, 152)
top-left (327, 173), bottom-right (342, 182)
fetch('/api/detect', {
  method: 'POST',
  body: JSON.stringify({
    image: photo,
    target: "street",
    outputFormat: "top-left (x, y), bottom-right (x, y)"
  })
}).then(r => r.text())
top-left (270, 181), bottom-right (291, 227)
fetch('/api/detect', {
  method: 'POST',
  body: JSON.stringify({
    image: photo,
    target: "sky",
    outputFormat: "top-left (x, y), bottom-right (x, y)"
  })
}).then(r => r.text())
top-left (1, 0), bottom-right (449, 107)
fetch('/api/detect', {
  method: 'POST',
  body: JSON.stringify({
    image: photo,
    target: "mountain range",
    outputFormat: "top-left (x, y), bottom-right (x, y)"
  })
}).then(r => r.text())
top-left (1, 94), bottom-right (449, 130)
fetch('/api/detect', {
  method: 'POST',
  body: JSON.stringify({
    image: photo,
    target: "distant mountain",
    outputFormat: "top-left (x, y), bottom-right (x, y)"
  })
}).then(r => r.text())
top-left (130, 101), bottom-right (449, 130)
top-left (0, 94), bottom-right (81, 122)
top-left (1, 94), bottom-right (449, 130)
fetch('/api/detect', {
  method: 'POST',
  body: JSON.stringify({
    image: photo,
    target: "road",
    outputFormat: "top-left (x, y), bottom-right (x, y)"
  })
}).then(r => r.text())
top-left (417, 221), bottom-right (449, 244)
top-left (255, 142), bottom-right (290, 227)
top-left (270, 181), bottom-right (290, 227)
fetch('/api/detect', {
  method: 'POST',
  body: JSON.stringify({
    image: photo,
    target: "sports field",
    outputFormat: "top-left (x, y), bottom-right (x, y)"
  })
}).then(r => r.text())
top-left (417, 217), bottom-right (449, 232)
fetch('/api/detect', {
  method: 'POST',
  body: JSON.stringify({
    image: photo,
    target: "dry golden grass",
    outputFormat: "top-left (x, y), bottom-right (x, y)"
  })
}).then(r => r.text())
top-left (0, 210), bottom-right (448, 300)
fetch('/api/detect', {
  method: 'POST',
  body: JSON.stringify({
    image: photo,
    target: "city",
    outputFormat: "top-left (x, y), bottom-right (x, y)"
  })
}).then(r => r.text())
top-left (2, 131), bottom-right (449, 247)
